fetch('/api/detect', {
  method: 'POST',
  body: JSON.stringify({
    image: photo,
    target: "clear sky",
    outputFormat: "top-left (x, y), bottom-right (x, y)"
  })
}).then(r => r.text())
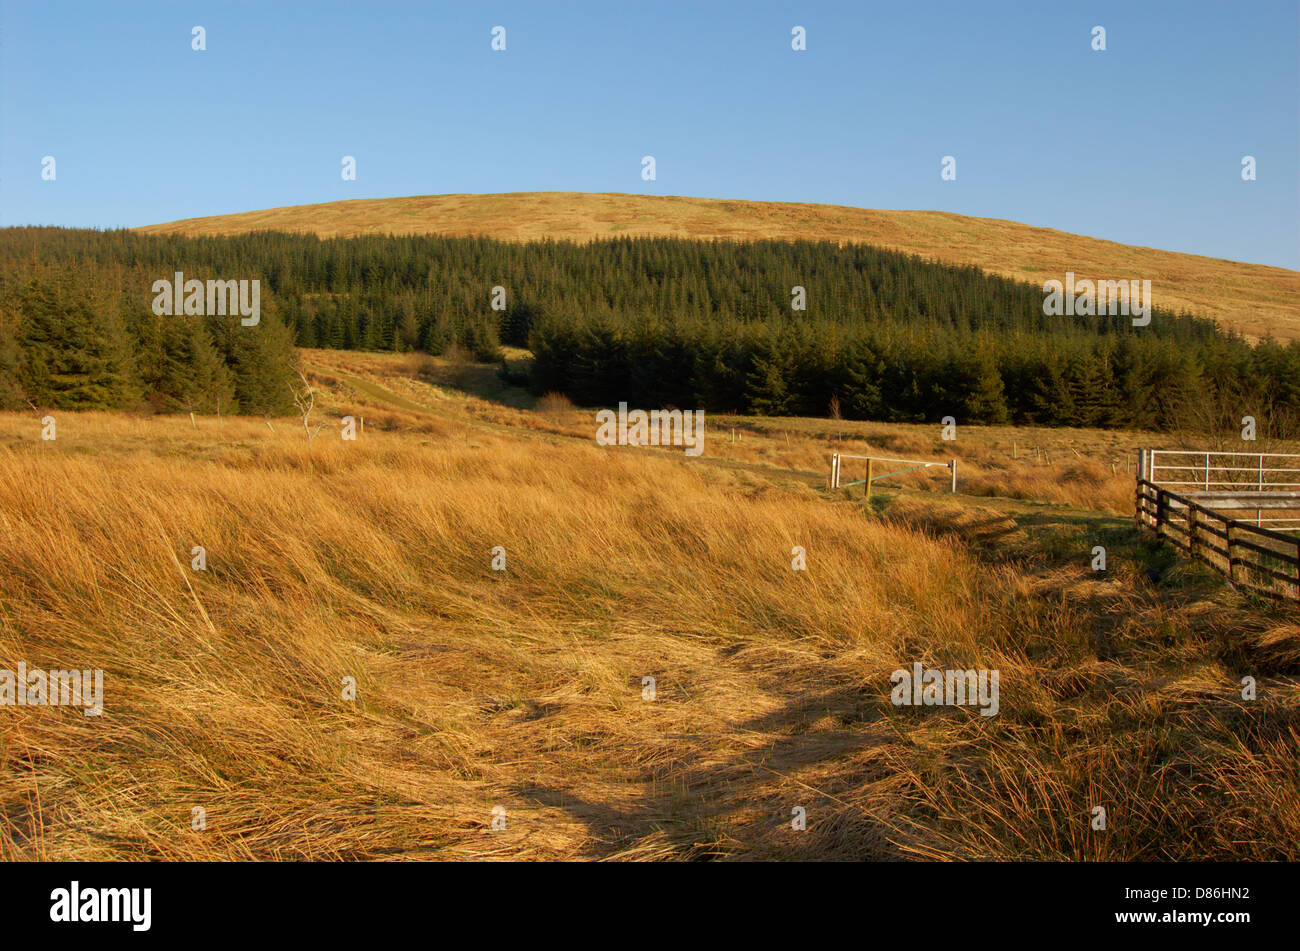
top-left (2, 0), bottom-right (1297, 268)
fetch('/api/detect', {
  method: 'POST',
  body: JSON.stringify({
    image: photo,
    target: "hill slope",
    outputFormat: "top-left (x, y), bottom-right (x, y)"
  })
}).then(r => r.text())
top-left (138, 192), bottom-right (1300, 341)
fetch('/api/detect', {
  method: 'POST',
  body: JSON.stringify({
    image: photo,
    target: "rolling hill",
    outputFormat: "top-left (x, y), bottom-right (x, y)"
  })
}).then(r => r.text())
top-left (138, 192), bottom-right (1300, 341)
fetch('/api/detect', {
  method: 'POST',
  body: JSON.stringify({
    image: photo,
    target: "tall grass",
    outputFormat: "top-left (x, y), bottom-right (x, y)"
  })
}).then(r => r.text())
top-left (0, 401), bottom-right (1296, 860)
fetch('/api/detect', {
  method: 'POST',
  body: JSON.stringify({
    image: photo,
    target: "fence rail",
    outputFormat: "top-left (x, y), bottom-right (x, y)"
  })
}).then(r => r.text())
top-left (1141, 447), bottom-right (1300, 497)
top-left (1135, 478), bottom-right (1300, 602)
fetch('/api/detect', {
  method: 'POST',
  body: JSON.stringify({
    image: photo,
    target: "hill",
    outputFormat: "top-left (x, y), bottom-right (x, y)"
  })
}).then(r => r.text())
top-left (137, 192), bottom-right (1300, 341)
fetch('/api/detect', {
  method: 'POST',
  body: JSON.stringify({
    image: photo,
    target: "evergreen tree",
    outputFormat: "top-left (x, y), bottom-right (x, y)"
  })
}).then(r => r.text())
top-left (12, 276), bottom-right (140, 409)
top-left (745, 343), bottom-right (795, 416)
top-left (0, 225), bottom-right (1289, 431)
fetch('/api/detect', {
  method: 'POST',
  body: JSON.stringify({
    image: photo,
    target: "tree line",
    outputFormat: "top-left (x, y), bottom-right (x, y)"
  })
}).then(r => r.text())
top-left (1, 225), bottom-right (1296, 433)
top-left (0, 252), bottom-right (297, 415)
top-left (529, 314), bottom-right (1300, 434)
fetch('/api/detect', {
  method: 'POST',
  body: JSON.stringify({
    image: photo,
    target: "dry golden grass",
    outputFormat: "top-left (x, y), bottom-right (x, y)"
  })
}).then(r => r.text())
top-left (303, 348), bottom-right (1151, 516)
top-left (2, 351), bottom-right (1299, 860)
top-left (137, 192), bottom-right (1300, 340)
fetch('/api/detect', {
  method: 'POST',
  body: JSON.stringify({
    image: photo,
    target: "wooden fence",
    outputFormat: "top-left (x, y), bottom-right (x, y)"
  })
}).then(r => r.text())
top-left (1135, 478), bottom-right (1300, 602)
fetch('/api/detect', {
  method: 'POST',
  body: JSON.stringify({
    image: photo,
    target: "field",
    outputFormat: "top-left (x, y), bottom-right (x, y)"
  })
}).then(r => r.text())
top-left (3, 349), bottom-right (1298, 860)
top-left (136, 192), bottom-right (1300, 342)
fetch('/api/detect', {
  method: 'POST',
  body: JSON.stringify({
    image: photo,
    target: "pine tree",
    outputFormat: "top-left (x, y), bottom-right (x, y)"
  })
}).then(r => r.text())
top-left (13, 276), bottom-right (140, 409)
top-left (744, 343), bottom-right (795, 416)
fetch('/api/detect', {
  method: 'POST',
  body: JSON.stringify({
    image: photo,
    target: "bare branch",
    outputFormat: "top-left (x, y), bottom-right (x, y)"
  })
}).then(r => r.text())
top-left (290, 368), bottom-right (324, 449)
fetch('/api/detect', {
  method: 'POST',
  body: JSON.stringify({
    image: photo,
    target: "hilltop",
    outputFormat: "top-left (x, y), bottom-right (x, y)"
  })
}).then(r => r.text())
top-left (137, 192), bottom-right (1300, 341)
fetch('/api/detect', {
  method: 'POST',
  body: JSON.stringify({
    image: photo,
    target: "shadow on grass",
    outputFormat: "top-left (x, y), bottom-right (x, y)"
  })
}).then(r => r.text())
top-left (506, 683), bottom-right (901, 860)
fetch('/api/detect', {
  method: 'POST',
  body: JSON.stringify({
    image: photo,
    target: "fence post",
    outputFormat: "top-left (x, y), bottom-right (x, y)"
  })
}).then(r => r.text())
top-left (1258, 454), bottom-right (1264, 526)
top-left (830, 453), bottom-right (839, 490)
top-left (1156, 488), bottom-right (1167, 537)
top-left (866, 458), bottom-right (873, 501)
top-left (1188, 504), bottom-right (1199, 562)
top-left (1205, 451), bottom-right (1211, 491)
top-left (950, 459), bottom-right (957, 494)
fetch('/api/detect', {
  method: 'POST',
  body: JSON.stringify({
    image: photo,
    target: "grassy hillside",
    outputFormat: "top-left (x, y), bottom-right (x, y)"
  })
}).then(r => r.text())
top-left (138, 192), bottom-right (1300, 341)
top-left (3, 348), bottom-right (1298, 860)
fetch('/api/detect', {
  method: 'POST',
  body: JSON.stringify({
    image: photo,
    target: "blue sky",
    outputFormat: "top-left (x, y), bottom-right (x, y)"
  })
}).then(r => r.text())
top-left (2, 0), bottom-right (1297, 268)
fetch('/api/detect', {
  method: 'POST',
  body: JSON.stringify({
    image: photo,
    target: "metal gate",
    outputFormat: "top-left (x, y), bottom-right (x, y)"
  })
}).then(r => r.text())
top-left (830, 452), bottom-right (957, 498)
